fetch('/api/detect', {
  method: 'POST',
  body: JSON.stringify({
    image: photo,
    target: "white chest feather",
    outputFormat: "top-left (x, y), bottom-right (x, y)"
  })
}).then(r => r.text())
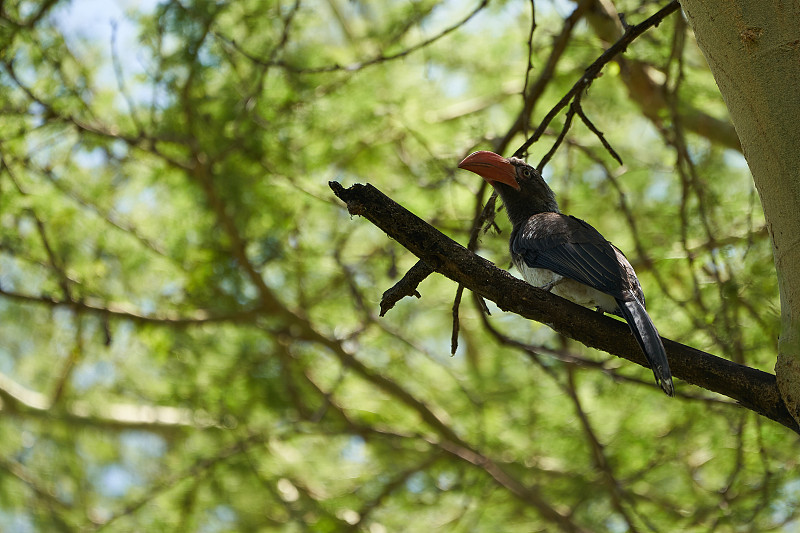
top-left (516, 263), bottom-right (618, 313)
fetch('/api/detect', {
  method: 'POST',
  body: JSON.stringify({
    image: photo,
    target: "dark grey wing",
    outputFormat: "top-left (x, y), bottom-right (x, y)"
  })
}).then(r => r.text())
top-left (511, 213), bottom-right (627, 299)
top-left (512, 213), bottom-right (672, 394)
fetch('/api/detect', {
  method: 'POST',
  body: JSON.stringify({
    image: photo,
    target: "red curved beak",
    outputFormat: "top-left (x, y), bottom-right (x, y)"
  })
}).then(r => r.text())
top-left (458, 151), bottom-right (520, 190)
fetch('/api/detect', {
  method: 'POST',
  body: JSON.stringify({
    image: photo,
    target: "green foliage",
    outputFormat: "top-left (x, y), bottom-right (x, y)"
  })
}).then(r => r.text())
top-left (0, 0), bottom-right (794, 531)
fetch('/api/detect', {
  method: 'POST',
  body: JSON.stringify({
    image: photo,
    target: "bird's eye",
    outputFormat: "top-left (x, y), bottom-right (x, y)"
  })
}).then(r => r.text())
top-left (520, 167), bottom-right (532, 179)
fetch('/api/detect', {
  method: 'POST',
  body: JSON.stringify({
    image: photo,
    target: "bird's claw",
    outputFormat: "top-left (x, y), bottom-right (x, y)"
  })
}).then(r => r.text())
top-left (541, 278), bottom-right (564, 292)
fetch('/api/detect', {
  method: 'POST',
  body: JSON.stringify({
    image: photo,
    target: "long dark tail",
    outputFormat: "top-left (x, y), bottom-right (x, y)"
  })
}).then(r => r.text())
top-left (616, 296), bottom-right (674, 396)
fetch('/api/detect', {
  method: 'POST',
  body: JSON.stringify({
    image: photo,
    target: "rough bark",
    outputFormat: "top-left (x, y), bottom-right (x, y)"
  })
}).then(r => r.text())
top-left (679, 0), bottom-right (800, 423)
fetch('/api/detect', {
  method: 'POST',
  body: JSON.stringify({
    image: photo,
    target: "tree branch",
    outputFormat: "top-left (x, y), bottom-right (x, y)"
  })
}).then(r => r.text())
top-left (514, 0), bottom-right (681, 158)
top-left (585, 0), bottom-right (742, 153)
top-left (216, 0), bottom-right (489, 74)
top-left (330, 181), bottom-right (799, 434)
top-left (379, 260), bottom-right (433, 316)
top-left (0, 371), bottom-right (222, 433)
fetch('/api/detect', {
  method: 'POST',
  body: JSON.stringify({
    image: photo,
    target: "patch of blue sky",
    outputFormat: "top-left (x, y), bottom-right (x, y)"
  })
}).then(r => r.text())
top-left (72, 359), bottom-right (117, 391)
top-left (198, 505), bottom-right (238, 533)
top-left (137, 296), bottom-right (158, 315)
top-left (28, 101), bottom-right (47, 128)
top-left (51, 0), bottom-right (163, 109)
top-left (94, 463), bottom-right (138, 498)
top-left (723, 148), bottom-right (748, 170)
top-left (645, 169), bottom-right (672, 202)
top-left (604, 514), bottom-right (629, 533)
top-left (460, 0), bottom-right (525, 35)
top-left (0, 511), bottom-right (35, 533)
top-left (686, 138), bottom-right (710, 164)
top-left (541, 163), bottom-right (556, 182)
top-left (72, 146), bottom-right (107, 170)
top-left (0, 345), bottom-right (13, 376)
top-left (436, 470), bottom-right (457, 491)
top-left (455, 0), bottom-right (569, 35)
top-left (341, 435), bottom-right (367, 463)
top-left (581, 163), bottom-right (606, 187)
top-left (626, 116), bottom-right (661, 150)
top-left (424, 63), bottom-right (470, 99)
top-left (109, 321), bottom-right (135, 356)
top-left (113, 184), bottom-right (158, 215)
top-left (121, 430), bottom-right (168, 460)
top-left (771, 478), bottom-right (800, 525)
top-left (551, 0), bottom-right (579, 18)
top-left (0, 254), bottom-right (21, 295)
top-left (405, 471), bottom-right (427, 493)
top-left (109, 139), bottom-right (129, 159)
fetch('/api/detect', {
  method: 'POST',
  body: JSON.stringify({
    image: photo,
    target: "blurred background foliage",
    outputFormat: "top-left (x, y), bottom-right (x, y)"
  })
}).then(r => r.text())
top-left (0, 0), bottom-right (795, 531)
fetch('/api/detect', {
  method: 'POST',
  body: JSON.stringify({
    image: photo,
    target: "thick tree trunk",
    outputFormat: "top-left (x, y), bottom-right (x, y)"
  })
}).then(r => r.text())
top-left (679, 0), bottom-right (800, 421)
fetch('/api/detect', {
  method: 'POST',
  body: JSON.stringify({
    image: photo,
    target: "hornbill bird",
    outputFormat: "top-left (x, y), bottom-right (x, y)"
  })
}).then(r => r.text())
top-left (459, 150), bottom-right (674, 396)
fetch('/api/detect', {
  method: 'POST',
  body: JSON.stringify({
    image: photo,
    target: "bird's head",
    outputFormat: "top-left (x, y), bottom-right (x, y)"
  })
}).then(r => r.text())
top-left (458, 150), bottom-right (559, 218)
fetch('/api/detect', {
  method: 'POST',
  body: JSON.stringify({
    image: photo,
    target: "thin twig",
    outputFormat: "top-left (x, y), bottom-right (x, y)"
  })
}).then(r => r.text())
top-left (217, 0), bottom-right (489, 74)
top-left (514, 0), bottom-right (681, 158)
top-left (538, 94), bottom-right (580, 170)
top-left (575, 102), bottom-right (623, 165)
top-left (451, 285), bottom-right (465, 355)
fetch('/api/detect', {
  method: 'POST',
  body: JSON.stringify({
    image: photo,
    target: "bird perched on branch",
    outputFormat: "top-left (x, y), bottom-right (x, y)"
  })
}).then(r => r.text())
top-left (459, 150), bottom-right (674, 396)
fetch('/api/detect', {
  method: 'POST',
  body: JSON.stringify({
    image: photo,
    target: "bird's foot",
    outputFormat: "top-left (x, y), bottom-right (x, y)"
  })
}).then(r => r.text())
top-left (541, 279), bottom-right (563, 292)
